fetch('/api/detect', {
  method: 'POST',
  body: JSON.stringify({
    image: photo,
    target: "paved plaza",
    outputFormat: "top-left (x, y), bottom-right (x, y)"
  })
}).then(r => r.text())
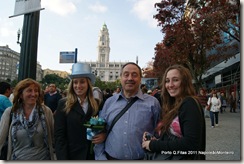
top-left (205, 107), bottom-right (241, 161)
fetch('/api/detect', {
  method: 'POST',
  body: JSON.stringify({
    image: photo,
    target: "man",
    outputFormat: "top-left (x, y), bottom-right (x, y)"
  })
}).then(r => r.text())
top-left (94, 62), bottom-right (161, 160)
top-left (0, 81), bottom-right (12, 120)
top-left (197, 88), bottom-right (209, 118)
top-left (44, 83), bottom-right (62, 113)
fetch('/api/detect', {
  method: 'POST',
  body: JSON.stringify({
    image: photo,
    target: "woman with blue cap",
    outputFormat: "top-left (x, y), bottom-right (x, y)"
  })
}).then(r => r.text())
top-left (54, 63), bottom-right (102, 160)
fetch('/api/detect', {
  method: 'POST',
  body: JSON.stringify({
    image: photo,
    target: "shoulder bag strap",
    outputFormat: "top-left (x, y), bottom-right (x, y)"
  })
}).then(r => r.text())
top-left (106, 97), bottom-right (138, 136)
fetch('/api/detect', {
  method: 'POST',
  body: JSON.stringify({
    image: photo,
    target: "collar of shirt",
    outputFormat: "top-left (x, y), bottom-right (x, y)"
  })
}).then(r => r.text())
top-left (116, 89), bottom-right (144, 102)
top-left (78, 97), bottom-right (88, 114)
top-left (49, 91), bottom-right (57, 96)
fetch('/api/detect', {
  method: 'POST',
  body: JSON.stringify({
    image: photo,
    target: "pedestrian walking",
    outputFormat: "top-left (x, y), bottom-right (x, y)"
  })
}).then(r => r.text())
top-left (207, 91), bottom-right (221, 128)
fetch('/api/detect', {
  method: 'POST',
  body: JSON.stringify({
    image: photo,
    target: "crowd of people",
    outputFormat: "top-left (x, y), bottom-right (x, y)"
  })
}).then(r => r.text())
top-left (0, 62), bottom-right (239, 160)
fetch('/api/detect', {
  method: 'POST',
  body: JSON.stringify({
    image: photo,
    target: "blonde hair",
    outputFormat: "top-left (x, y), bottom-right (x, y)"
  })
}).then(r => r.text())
top-left (64, 78), bottom-right (99, 116)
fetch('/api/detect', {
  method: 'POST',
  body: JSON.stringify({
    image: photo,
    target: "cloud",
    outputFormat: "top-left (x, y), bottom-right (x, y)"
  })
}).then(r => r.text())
top-left (131, 0), bottom-right (160, 28)
top-left (0, 27), bottom-right (13, 37)
top-left (0, 18), bottom-right (15, 37)
top-left (89, 2), bottom-right (108, 13)
top-left (42, 0), bottom-right (76, 16)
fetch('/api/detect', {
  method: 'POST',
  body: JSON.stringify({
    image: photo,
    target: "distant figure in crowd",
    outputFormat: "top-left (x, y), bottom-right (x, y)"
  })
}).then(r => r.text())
top-left (197, 88), bottom-right (209, 118)
top-left (9, 87), bottom-right (15, 103)
top-left (217, 91), bottom-right (224, 114)
top-left (93, 86), bottom-right (104, 109)
top-left (229, 91), bottom-right (237, 113)
top-left (207, 91), bottom-right (221, 128)
top-left (44, 83), bottom-right (62, 113)
top-left (147, 89), bottom-right (152, 95)
top-left (54, 63), bottom-right (102, 160)
top-left (94, 62), bottom-right (161, 160)
top-left (103, 88), bottom-right (113, 103)
top-left (220, 92), bottom-right (227, 112)
top-left (152, 86), bottom-right (162, 105)
top-left (44, 85), bottom-right (50, 94)
top-left (0, 78), bottom-right (55, 160)
top-left (140, 84), bottom-right (148, 94)
top-left (0, 81), bottom-right (12, 120)
top-left (60, 89), bottom-right (68, 98)
top-left (113, 86), bottom-right (121, 95)
top-left (142, 65), bottom-right (206, 160)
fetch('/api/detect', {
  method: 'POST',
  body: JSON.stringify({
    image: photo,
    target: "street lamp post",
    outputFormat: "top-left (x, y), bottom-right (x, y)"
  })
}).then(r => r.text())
top-left (18, 11), bottom-right (40, 81)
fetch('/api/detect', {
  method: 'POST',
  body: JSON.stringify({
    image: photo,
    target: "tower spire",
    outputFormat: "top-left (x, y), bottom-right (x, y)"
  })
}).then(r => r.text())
top-left (97, 23), bottom-right (110, 67)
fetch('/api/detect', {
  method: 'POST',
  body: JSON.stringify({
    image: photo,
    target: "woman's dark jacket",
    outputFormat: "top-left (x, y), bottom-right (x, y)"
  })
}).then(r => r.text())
top-left (149, 97), bottom-right (206, 160)
top-left (54, 98), bottom-right (99, 160)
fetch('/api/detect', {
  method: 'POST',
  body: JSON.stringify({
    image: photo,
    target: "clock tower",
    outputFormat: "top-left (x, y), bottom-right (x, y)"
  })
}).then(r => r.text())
top-left (97, 23), bottom-right (110, 67)
top-left (81, 23), bottom-right (127, 82)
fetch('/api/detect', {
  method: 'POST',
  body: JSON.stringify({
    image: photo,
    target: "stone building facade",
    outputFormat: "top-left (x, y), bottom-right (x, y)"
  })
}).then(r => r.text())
top-left (0, 45), bottom-right (43, 82)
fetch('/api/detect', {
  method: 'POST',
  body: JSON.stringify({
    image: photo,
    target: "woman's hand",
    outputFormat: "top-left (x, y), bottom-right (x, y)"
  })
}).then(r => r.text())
top-left (142, 140), bottom-right (151, 151)
top-left (92, 132), bottom-right (107, 144)
top-left (143, 131), bottom-right (156, 141)
top-left (142, 132), bottom-right (156, 151)
top-left (142, 132), bottom-right (148, 141)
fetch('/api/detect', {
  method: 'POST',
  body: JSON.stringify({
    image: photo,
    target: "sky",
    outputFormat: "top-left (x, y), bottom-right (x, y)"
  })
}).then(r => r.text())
top-left (0, 0), bottom-right (164, 73)
top-left (0, 2), bottom-right (243, 163)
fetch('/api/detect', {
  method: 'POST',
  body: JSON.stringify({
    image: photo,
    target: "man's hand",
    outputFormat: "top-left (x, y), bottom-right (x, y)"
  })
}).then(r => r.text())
top-left (92, 132), bottom-right (107, 144)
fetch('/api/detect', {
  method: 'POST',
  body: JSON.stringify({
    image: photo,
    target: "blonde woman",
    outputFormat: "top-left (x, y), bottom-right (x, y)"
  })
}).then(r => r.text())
top-left (54, 63), bottom-right (101, 160)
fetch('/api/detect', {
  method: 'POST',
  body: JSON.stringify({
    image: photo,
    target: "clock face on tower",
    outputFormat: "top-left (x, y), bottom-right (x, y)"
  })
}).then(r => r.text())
top-left (101, 49), bottom-right (105, 53)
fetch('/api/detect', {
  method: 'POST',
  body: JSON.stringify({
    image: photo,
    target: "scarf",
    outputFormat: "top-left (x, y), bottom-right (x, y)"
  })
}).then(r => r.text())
top-left (11, 106), bottom-right (49, 151)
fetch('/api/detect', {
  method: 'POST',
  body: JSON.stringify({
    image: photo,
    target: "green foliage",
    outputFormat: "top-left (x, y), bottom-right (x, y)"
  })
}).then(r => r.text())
top-left (41, 74), bottom-right (70, 91)
top-left (10, 79), bottom-right (18, 87)
top-left (41, 74), bottom-right (121, 93)
top-left (94, 76), bottom-right (121, 91)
